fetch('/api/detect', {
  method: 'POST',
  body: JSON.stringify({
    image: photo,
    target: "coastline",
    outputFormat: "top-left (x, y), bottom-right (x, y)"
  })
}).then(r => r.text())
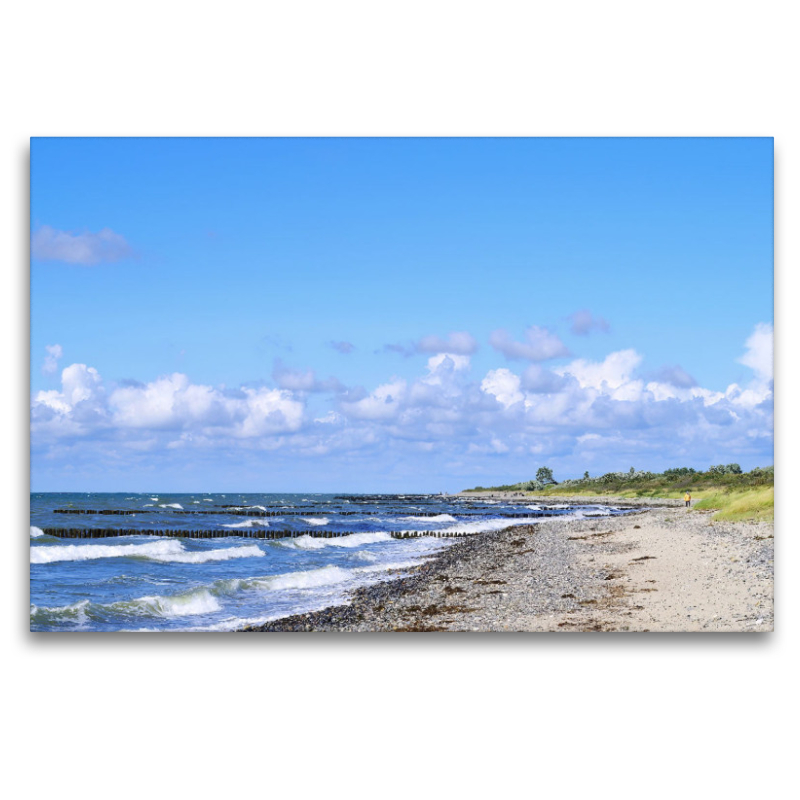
top-left (239, 505), bottom-right (773, 633)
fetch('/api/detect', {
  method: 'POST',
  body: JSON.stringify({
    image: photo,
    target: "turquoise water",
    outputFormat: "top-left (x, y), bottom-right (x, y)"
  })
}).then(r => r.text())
top-left (30, 492), bottom-right (633, 632)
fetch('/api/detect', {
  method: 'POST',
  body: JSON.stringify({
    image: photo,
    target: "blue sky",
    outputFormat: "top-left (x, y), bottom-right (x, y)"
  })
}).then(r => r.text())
top-left (30, 138), bottom-right (773, 491)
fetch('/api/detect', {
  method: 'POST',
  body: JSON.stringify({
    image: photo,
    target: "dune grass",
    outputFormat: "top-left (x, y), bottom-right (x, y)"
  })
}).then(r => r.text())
top-left (693, 485), bottom-right (774, 522)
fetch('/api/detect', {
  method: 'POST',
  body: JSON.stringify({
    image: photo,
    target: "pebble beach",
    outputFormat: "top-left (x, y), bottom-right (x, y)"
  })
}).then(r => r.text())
top-left (240, 498), bottom-right (774, 633)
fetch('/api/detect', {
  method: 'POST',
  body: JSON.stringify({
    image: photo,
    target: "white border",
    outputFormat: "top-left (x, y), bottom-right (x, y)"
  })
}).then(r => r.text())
top-left (5, 3), bottom-right (794, 797)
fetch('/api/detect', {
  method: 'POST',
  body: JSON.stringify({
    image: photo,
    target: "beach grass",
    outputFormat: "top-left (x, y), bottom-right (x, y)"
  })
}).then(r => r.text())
top-left (692, 485), bottom-right (774, 522)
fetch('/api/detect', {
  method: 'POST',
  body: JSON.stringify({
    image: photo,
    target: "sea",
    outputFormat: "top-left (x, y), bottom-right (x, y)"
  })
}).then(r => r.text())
top-left (30, 492), bottom-right (637, 632)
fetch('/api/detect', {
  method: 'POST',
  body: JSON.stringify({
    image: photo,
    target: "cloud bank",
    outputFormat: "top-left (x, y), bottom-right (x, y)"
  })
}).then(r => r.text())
top-left (31, 324), bottom-right (774, 486)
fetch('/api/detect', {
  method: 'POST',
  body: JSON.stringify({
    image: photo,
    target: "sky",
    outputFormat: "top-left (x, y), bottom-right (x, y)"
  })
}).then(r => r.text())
top-left (30, 137), bottom-right (774, 492)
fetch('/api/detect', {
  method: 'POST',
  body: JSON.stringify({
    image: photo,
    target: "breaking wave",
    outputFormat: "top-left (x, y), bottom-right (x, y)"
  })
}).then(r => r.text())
top-left (278, 532), bottom-right (393, 550)
top-left (30, 540), bottom-right (263, 564)
top-left (222, 519), bottom-right (271, 529)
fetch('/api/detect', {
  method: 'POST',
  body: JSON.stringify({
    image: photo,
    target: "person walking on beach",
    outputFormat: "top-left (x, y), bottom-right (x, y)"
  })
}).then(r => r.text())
top-left (684, 491), bottom-right (692, 508)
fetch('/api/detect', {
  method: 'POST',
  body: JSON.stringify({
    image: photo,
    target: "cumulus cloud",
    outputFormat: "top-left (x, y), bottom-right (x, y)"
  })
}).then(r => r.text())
top-left (338, 379), bottom-right (407, 420)
top-left (558, 349), bottom-right (643, 392)
top-left (521, 364), bottom-right (573, 394)
top-left (569, 309), bottom-right (610, 336)
top-left (489, 326), bottom-right (570, 362)
top-left (481, 369), bottom-right (524, 408)
top-left (31, 226), bottom-right (133, 265)
top-left (649, 365), bottom-right (697, 388)
top-left (32, 366), bottom-right (304, 443)
top-left (738, 322), bottom-right (773, 382)
top-left (42, 344), bottom-right (63, 375)
top-left (31, 325), bottom-right (774, 479)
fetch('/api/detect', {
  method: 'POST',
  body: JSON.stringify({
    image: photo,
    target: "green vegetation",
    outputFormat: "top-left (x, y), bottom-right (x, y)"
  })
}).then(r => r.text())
top-left (464, 465), bottom-right (774, 522)
top-left (693, 485), bottom-right (774, 522)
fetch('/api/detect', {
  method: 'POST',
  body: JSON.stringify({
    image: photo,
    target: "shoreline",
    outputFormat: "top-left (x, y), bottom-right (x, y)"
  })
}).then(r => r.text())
top-left (239, 507), bottom-right (773, 633)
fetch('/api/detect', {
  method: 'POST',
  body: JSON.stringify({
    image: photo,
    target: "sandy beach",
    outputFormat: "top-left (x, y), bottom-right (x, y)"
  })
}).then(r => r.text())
top-left (240, 499), bottom-right (773, 633)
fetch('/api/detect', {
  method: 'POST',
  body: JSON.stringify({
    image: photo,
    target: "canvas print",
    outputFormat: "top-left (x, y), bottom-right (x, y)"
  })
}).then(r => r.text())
top-left (30, 137), bottom-right (774, 633)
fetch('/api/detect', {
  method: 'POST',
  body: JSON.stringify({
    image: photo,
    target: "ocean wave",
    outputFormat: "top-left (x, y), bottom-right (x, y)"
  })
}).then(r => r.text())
top-left (437, 517), bottom-right (538, 535)
top-left (228, 505), bottom-right (267, 512)
top-left (146, 544), bottom-right (264, 564)
top-left (30, 540), bottom-right (263, 564)
top-left (222, 519), bottom-right (270, 529)
top-left (112, 588), bottom-right (221, 617)
top-left (278, 532), bottom-right (393, 550)
top-left (400, 514), bottom-right (456, 523)
top-left (30, 526), bottom-right (45, 538)
top-left (526, 505), bottom-right (543, 511)
top-left (301, 517), bottom-right (329, 526)
top-left (214, 565), bottom-right (356, 596)
top-left (30, 599), bottom-right (90, 627)
top-left (31, 588), bottom-right (222, 625)
top-left (159, 503), bottom-right (183, 510)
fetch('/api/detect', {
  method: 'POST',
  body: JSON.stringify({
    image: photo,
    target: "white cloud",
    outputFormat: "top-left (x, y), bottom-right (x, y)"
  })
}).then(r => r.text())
top-left (31, 226), bottom-right (133, 265)
top-left (489, 326), bottom-right (570, 361)
top-left (481, 368), bottom-right (523, 408)
top-left (557, 349), bottom-right (642, 391)
top-left (31, 324), bottom-right (774, 479)
top-left (338, 379), bottom-right (407, 420)
top-left (738, 322), bottom-right (773, 382)
top-left (42, 344), bottom-right (63, 375)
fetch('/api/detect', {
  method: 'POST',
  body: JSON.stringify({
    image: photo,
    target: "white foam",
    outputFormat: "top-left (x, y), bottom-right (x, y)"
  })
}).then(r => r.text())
top-left (30, 526), bottom-right (45, 538)
top-left (159, 503), bottom-right (183, 510)
top-left (124, 589), bottom-right (221, 617)
top-left (222, 519), bottom-right (270, 529)
top-left (302, 517), bottom-right (329, 526)
top-left (148, 544), bottom-right (264, 564)
top-left (437, 518), bottom-right (538, 535)
top-left (268, 565), bottom-right (353, 590)
top-left (583, 509), bottom-right (611, 517)
top-left (280, 532), bottom-right (393, 550)
top-left (349, 550), bottom-right (379, 562)
top-left (30, 540), bottom-right (263, 564)
top-left (31, 540), bottom-right (185, 564)
top-left (526, 505), bottom-right (543, 511)
top-left (228, 505), bottom-right (267, 512)
top-left (400, 514), bottom-right (456, 523)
